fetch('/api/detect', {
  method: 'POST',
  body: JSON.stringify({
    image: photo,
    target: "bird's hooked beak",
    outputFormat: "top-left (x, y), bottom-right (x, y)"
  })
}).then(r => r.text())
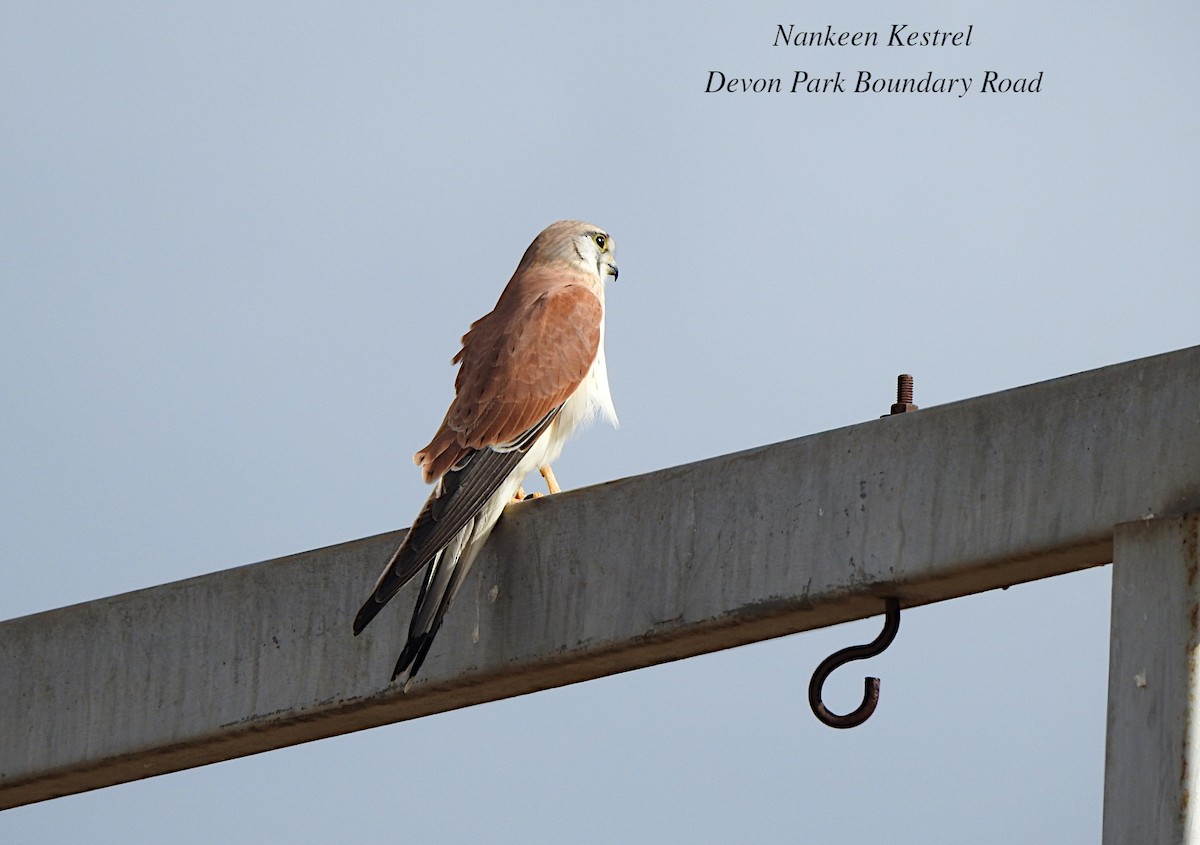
top-left (601, 260), bottom-right (618, 282)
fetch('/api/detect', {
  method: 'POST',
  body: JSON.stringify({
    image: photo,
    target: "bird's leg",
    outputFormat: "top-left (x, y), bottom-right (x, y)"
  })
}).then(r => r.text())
top-left (540, 465), bottom-right (561, 495)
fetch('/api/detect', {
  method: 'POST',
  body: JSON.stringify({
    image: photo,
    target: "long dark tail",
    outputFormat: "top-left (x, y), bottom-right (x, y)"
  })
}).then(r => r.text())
top-left (357, 410), bottom-right (560, 682)
top-left (352, 426), bottom-right (550, 636)
top-left (392, 522), bottom-right (476, 685)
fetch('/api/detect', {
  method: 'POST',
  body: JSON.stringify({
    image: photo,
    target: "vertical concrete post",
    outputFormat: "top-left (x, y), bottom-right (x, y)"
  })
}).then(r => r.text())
top-left (1104, 513), bottom-right (1200, 845)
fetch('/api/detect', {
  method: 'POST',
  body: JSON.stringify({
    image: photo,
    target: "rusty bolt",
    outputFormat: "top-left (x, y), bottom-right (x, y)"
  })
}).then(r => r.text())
top-left (888, 374), bottom-right (919, 415)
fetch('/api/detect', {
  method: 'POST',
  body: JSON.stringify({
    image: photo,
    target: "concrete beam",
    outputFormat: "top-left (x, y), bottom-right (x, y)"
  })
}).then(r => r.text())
top-left (2, 345), bottom-right (1199, 809)
top-left (1103, 513), bottom-right (1200, 844)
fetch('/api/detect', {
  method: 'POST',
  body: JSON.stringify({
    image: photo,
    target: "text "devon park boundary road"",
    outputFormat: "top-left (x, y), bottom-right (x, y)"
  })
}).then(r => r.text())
top-left (705, 70), bottom-right (1043, 98)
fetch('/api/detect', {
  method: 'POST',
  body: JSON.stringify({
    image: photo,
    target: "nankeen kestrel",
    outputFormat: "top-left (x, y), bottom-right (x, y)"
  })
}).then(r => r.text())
top-left (353, 220), bottom-right (619, 687)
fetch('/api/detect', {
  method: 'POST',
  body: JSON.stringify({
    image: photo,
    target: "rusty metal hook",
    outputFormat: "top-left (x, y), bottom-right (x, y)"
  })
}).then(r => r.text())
top-left (808, 597), bottom-right (901, 729)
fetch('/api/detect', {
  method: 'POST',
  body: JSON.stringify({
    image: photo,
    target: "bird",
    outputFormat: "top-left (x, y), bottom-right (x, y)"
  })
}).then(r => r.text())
top-left (353, 220), bottom-right (619, 688)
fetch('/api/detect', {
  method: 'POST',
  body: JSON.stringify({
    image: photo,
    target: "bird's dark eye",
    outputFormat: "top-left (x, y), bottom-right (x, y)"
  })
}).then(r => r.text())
top-left (593, 234), bottom-right (607, 250)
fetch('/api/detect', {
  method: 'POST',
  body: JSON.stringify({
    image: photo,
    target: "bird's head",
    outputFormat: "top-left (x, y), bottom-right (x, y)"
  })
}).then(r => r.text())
top-left (527, 220), bottom-right (618, 283)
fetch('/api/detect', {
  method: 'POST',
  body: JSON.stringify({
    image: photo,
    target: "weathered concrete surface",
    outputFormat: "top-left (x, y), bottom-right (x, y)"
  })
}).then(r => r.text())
top-left (2, 345), bottom-right (1198, 809)
top-left (1103, 513), bottom-right (1200, 845)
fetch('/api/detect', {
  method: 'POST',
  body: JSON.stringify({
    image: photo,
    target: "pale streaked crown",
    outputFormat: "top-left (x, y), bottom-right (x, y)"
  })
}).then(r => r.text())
top-left (517, 220), bottom-right (618, 283)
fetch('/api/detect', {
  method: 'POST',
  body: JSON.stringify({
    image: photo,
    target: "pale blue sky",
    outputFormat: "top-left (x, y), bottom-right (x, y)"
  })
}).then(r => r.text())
top-left (2, 1), bottom-right (1197, 842)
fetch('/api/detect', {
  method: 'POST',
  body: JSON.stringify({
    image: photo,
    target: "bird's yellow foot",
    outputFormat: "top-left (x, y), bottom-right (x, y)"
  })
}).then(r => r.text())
top-left (540, 465), bottom-right (561, 495)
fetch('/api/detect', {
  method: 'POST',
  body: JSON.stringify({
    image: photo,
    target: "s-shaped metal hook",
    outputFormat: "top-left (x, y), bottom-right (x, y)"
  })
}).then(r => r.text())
top-left (808, 597), bottom-right (901, 729)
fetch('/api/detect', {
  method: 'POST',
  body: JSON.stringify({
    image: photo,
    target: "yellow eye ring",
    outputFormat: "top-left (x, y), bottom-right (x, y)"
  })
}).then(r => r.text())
top-left (593, 233), bottom-right (607, 250)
